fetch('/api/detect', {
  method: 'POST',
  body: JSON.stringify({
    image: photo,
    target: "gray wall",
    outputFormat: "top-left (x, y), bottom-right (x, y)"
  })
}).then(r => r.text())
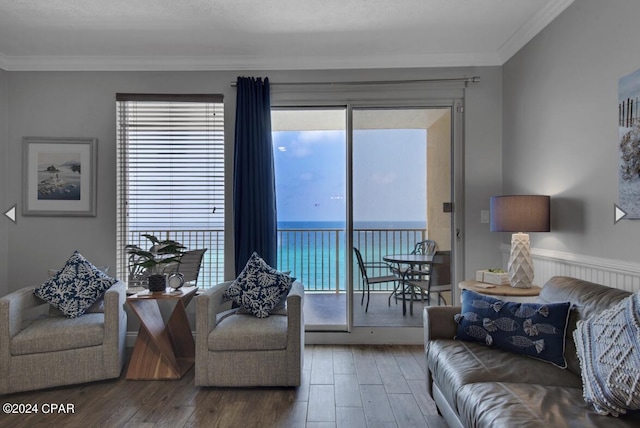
top-left (3, 67), bottom-right (503, 296)
top-left (503, 0), bottom-right (640, 264)
top-left (5, 71), bottom-right (239, 292)
top-left (464, 67), bottom-right (504, 275)
top-left (0, 69), bottom-right (7, 297)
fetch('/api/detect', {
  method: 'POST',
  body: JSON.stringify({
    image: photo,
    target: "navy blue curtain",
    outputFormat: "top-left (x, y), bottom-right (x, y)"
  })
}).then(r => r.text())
top-left (233, 76), bottom-right (277, 273)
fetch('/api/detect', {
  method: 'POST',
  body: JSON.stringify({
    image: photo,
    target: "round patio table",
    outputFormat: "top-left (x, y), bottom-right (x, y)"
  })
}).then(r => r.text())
top-left (383, 254), bottom-right (434, 315)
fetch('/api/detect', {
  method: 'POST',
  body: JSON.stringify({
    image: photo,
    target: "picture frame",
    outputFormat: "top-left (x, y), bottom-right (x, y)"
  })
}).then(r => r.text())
top-left (618, 67), bottom-right (640, 219)
top-left (22, 137), bottom-right (97, 216)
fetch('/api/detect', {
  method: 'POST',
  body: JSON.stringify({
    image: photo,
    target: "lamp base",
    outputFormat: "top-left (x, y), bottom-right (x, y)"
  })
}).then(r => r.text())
top-left (508, 233), bottom-right (534, 288)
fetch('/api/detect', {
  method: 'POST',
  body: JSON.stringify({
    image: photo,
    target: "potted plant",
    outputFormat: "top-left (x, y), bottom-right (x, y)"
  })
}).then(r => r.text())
top-left (126, 234), bottom-right (185, 292)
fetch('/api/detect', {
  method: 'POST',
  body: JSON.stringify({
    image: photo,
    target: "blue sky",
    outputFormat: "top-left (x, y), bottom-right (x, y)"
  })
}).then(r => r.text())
top-left (273, 129), bottom-right (427, 223)
top-left (619, 67), bottom-right (640, 102)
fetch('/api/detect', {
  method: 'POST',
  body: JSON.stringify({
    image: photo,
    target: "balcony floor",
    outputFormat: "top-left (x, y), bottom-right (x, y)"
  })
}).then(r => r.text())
top-left (304, 291), bottom-right (452, 329)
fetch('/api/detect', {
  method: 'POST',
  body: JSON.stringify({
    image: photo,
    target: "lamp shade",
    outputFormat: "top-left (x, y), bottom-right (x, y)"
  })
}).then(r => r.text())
top-left (490, 195), bottom-right (550, 233)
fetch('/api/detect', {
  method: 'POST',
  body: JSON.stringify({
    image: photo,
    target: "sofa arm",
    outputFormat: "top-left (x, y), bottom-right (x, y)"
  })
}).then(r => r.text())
top-left (423, 306), bottom-right (460, 343)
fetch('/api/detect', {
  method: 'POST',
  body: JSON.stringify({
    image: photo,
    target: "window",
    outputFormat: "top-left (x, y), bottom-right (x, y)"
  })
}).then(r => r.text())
top-left (116, 94), bottom-right (224, 288)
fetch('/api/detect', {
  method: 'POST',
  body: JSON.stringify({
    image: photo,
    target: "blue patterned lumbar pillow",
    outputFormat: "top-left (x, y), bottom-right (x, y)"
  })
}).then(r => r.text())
top-left (34, 251), bottom-right (117, 318)
top-left (223, 252), bottom-right (295, 318)
top-left (573, 291), bottom-right (640, 417)
top-left (455, 290), bottom-right (571, 367)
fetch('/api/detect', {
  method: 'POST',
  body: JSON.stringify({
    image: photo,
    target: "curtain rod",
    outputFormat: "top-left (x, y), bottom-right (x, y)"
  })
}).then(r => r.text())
top-left (230, 76), bottom-right (480, 87)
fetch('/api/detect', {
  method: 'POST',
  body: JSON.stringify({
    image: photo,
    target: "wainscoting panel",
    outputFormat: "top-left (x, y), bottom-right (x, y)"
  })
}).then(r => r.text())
top-left (500, 244), bottom-right (640, 293)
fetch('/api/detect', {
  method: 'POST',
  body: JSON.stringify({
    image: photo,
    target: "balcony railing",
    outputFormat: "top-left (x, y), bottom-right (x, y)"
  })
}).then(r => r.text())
top-left (125, 228), bottom-right (426, 292)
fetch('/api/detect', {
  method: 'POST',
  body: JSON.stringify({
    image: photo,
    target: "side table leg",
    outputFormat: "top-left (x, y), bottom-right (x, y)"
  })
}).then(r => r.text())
top-left (126, 300), bottom-right (181, 380)
top-left (166, 300), bottom-right (195, 360)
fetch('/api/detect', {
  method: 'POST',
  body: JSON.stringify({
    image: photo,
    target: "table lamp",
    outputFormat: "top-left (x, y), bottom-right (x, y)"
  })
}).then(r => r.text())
top-left (490, 195), bottom-right (550, 288)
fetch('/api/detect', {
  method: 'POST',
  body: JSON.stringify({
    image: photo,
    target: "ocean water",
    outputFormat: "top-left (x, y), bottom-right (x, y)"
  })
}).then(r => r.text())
top-left (278, 220), bottom-right (426, 230)
top-left (130, 221), bottom-right (427, 291)
top-left (37, 171), bottom-right (81, 200)
top-left (277, 220), bottom-right (426, 291)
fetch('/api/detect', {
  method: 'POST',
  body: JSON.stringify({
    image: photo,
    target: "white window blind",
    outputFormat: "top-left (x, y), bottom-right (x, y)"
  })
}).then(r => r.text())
top-left (116, 94), bottom-right (225, 288)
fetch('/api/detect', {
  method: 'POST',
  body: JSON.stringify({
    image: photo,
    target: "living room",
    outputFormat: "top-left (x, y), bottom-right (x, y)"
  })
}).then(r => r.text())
top-left (1, 0), bottom-right (640, 427)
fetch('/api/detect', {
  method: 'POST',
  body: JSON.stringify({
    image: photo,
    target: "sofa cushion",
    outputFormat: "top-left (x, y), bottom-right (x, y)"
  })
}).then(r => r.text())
top-left (455, 382), bottom-right (640, 428)
top-left (428, 339), bottom-right (581, 415)
top-left (223, 252), bottom-right (294, 318)
top-left (455, 289), bottom-right (571, 367)
top-left (574, 291), bottom-right (640, 417)
top-left (208, 313), bottom-right (288, 351)
top-left (34, 251), bottom-right (117, 318)
top-left (537, 276), bottom-right (633, 376)
top-left (11, 313), bottom-right (105, 355)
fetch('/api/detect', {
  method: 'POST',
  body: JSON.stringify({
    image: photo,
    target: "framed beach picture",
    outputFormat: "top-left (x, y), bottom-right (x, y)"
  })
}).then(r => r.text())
top-left (619, 68), bottom-right (640, 219)
top-left (22, 137), bottom-right (97, 216)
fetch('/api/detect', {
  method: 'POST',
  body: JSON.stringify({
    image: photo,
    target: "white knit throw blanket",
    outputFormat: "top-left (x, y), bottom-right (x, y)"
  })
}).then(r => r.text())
top-left (574, 291), bottom-right (640, 417)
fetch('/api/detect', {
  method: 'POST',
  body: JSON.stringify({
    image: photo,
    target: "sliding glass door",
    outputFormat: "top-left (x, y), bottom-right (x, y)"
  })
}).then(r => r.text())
top-left (272, 106), bottom-right (454, 333)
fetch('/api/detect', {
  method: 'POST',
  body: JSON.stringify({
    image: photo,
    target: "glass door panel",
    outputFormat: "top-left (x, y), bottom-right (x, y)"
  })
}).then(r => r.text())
top-left (352, 107), bottom-right (452, 327)
top-left (272, 108), bottom-right (348, 331)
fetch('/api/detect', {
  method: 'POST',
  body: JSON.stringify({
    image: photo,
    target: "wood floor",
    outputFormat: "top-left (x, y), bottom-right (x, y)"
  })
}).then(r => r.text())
top-left (0, 345), bottom-right (446, 428)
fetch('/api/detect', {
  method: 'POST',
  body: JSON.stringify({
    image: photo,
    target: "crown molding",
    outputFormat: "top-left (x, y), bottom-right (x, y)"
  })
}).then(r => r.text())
top-left (0, 51), bottom-right (502, 72)
top-left (498, 0), bottom-right (574, 64)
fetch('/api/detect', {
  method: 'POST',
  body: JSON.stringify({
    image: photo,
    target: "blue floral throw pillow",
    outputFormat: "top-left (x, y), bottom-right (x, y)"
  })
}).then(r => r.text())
top-left (34, 251), bottom-right (117, 318)
top-left (224, 252), bottom-right (295, 318)
top-left (455, 290), bottom-right (571, 367)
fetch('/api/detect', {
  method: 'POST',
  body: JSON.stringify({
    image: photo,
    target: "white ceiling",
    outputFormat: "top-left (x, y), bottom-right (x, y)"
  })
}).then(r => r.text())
top-left (0, 0), bottom-right (574, 71)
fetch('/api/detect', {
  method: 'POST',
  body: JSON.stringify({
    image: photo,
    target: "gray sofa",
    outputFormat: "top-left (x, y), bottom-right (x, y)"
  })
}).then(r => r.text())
top-left (195, 280), bottom-right (304, 387)
top-left (0, 281), bottom-right (127, 395)
top-left (424, 276), bottom-right (640, 428)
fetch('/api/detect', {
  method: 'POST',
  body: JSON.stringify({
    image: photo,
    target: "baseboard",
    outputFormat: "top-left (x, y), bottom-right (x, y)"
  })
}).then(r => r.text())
top-left (305, 327), bottom-right (424, 345)
top-left (126, 328), bottom-right (425, 347)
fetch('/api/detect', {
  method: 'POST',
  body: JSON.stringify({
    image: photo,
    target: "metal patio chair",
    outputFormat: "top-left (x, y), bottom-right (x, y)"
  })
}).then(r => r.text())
top-left (354, 247), bottom-right (398, 312)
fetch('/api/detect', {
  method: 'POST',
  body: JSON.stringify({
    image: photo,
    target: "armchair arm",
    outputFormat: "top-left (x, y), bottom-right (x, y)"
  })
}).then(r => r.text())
top-left (102, 281), bottom-right (127, 375)
top-left (196, 281), bottom-right (233, 342)
top-left (364, 261), bottom-right (396, 276)
top-left (194, 281), bottom-right (233, 385)
top-left (286, 281), bottom-right (304, 339)
top-left (103, 281), bottom-right (126, 321)
top-left (363, 261), bottom-right (392, 268)
top-left (0, 286), bottom-right (43, 338)
top-left (0, 286), bottom-right (43, 391)
top-left (103, 281), bottom-right (126, 339)
top-left (286, 281), bottom-right (304, 385)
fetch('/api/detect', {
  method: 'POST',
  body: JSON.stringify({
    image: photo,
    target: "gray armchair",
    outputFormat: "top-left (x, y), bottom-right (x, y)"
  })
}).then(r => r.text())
top-left (195, 280), bottom-right (304, 387)
top-left (0, 281), bottom-right (127, 395)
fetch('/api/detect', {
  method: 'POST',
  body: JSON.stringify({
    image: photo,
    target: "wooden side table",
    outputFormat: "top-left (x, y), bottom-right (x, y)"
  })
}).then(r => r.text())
top-left (458, 280), bottom-right (541, 303)
top-left (126, 286), bottom-right (198, 380)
